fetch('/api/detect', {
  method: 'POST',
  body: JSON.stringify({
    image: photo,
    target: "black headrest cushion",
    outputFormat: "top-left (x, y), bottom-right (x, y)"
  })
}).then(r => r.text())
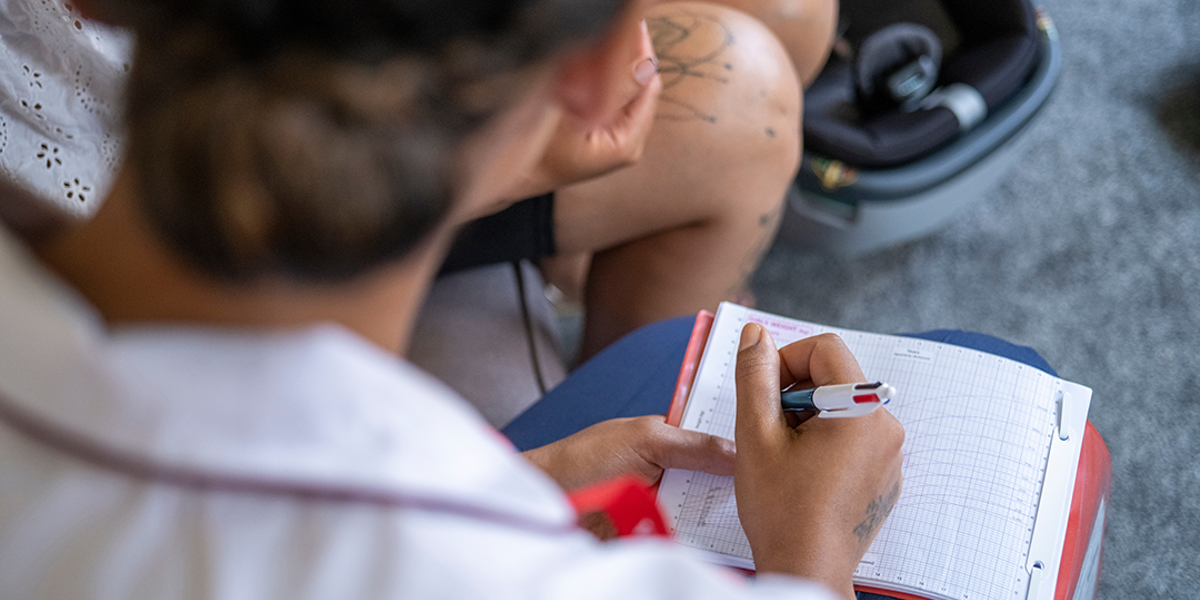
top-left (803, 0), bottom-right (1040, 168)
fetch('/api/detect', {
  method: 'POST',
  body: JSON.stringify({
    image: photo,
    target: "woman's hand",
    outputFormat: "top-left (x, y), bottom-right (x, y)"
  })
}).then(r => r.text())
top-left (503, 18), bottom-right (662, 201)
top-left (522, 415), bottom-right (734, 491)
top-left (734, 326), bottom-right (905, 600)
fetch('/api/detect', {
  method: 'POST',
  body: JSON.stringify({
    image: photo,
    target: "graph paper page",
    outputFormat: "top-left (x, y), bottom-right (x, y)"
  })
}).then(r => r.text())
top-left (658, 304), bottom-right (1067, 600)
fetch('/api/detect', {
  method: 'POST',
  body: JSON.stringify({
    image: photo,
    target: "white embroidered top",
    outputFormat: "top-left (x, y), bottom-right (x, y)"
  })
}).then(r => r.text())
top-left (0, 0), bottom-right (130, 225)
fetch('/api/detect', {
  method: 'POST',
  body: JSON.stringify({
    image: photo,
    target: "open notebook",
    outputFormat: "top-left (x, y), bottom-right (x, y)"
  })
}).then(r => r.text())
top-left (658, 303), bottom-right (1092, 600)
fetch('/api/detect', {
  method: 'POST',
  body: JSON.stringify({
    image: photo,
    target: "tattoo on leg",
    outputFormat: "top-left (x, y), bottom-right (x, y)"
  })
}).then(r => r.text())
top-left (854, 481), bottom-right (901, 543)
top-left (647, 11), bottom-right (735, 123)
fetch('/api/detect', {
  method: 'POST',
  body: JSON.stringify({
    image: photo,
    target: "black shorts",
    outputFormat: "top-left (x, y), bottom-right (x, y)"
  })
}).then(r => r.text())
top-left (438, 192), bottom-right (556, 276)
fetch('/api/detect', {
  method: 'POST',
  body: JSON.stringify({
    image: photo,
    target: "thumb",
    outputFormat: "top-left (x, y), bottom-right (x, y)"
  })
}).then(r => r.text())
top-left (632, 20), bottom-right (659, 87)
top-left (617, 20), bottom-right (658, 112)
top-left (734, 323), bottom-right (786, 450)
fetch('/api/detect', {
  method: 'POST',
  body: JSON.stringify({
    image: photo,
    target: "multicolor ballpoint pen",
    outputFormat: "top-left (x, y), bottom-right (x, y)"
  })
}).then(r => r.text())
top-left (780, 382), bottom-right (896, 418)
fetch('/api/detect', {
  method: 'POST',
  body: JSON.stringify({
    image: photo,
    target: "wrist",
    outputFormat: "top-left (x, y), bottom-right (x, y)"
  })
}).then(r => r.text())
top-left (499, 172), bottom-right (555, 204)
top-left (750, 535), bottom-right (857, 597)
top-left (757, 563), bottom-right (854, 600)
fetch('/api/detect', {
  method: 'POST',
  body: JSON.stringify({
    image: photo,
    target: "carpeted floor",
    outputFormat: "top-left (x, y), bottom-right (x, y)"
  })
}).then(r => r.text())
top-left (753, 0), bottom-right (1200, 597)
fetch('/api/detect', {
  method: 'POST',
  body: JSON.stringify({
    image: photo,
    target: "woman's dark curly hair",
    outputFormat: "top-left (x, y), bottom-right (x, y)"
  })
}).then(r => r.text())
top-left (91, 0), bottom-right (623, 280)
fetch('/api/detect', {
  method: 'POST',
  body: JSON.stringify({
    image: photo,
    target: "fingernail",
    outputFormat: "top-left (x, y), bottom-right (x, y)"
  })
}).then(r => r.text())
top-left (739, 323), bottom-right (762, 351)
top-left (634, 57), bottom-right (658, 86)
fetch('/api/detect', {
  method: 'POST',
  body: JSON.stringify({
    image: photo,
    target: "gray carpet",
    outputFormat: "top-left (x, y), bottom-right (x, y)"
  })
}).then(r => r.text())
top-left (753, 0), bottom-right (1200, 597)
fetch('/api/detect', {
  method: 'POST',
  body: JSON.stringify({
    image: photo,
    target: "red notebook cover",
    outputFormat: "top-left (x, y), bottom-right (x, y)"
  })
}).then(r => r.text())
top-left (664, 310), bottom-right (714, 428)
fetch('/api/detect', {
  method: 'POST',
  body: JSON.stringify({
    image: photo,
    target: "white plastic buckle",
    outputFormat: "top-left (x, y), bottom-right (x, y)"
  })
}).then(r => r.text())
top-left (919, 83), bottom-right (988, 131)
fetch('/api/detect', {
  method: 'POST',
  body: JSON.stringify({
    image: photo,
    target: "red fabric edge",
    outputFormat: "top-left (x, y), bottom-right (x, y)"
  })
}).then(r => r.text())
top-left (567, 476), bottom-right (670, 537)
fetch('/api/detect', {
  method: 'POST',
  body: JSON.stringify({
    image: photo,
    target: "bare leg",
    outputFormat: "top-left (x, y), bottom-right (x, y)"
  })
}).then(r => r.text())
top-left (551, 2), bottom-right (803, 360)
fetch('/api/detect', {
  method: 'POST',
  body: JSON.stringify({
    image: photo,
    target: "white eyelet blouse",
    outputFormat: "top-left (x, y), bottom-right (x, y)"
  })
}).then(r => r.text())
top-left (0, 0), bottom-right (131, 225)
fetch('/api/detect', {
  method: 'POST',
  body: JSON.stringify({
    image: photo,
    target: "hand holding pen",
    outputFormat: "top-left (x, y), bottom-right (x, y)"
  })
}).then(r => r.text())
top-left (733, 325), bottom-right (905, 600)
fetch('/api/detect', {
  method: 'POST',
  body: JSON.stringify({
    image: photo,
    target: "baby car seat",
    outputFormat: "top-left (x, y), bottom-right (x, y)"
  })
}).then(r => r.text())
top-left (777, 0), bottom-right (1061, 255)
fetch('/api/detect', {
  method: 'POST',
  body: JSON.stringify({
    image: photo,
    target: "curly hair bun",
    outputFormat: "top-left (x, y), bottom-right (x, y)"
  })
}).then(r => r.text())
top-left (95, 0), bottom-right (623, 280)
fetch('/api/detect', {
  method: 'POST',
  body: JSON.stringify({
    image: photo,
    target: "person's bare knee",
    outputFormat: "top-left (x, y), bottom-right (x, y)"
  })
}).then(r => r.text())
top-left (643, 2), bottom-right (801, 236)
top-left (564, 3), bottom-right (802, 357)
top-left (555, 2), bottom-right (801, 253)
top-left (682, 0), bottom-right (838, 87)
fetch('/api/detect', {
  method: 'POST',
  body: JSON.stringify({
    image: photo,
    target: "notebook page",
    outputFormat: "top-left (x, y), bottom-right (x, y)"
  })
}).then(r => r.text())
top-left (659, 304), bottom-right (1061, 600)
